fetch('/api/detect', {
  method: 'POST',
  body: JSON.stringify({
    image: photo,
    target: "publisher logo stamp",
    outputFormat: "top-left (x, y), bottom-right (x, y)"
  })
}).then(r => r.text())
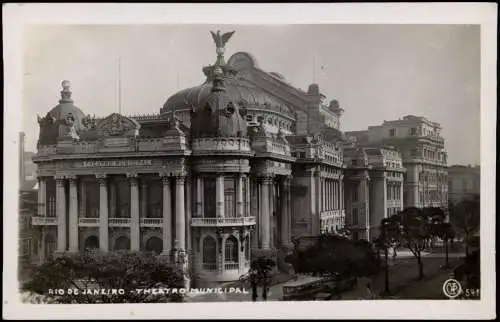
top-left (442, 279), bottom-right (462, 299)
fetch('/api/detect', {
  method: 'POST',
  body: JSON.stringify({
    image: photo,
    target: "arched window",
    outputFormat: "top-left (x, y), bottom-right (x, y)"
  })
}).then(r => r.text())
top-left (202, 236), bottom-right (217, 271)
top-left (44, 234), bottom-right (56, 258)
top-left (145, 237), bottom-right (162, 255)
top-left (84, 236), bottom-right (99, 251)
top-left (224, 236), bottom-right (239, 270)
top-left (114, 236), bottom-right (130, 251)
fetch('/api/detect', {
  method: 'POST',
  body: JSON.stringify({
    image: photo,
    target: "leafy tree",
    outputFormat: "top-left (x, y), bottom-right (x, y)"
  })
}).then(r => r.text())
top-left (450, 194), bottom-right (480, 257)
top-left (376, 216), bottom-right (402, 294)
top-left (430, 217), bottom-right (456, 268)
top-left (286, 233), bottom-right (378, 279)
top-left (21, 251), bottom-right (185, 303)
top-left (239, 254), bottom-right (276, 301)
top-left (384, 207), bottom-right (436, 279)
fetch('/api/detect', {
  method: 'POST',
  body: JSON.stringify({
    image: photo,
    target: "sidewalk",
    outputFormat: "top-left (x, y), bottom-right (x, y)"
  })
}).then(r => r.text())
top-left (341, 256), bottom-right (460, 300)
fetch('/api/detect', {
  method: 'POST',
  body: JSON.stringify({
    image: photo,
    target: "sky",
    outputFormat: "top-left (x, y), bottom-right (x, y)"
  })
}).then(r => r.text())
top-left (22, 24), bottom-right (480, 165)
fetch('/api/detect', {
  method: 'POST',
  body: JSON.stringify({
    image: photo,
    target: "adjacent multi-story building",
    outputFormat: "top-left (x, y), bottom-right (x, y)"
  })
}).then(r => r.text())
top-left (343, 140), bottom-right (405, 241)
top-left (346, 115), bottom-right (448, 211)
top-left (448, 165), bottom-right (480, 205)
top-left (18, 132), bottom-right (40, 280)
top-left (29, 32), bottom-right (347, 286)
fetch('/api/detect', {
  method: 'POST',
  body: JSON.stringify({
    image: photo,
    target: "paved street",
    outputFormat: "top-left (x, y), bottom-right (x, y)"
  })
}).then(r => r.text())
top-left (186, 250), bottom-right (465, 302)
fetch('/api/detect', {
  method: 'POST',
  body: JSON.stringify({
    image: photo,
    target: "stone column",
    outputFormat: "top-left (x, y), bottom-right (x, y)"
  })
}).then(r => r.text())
top-left (261, 176), bottom-right (272, 249)
top-left (329, 179), bottom-right (332, 211)
top-left (78, 179), bottom-right (86, 218)
top-left (252, 179), bottom-right (259, 249)
top-left (360, 173), bottom-right (371, 240)
top-left (97, 175), bottom-right (109, 252)
top-left (109, 179), bottom-right (116, 218)
top-left (37, 177), bottom-right (46, 216)
top-left (245, 175), bottom-right (250, 217)
top-left (340, 175), bottom-right (345, 228)
top-left (68, 177), bottom-right (79, 252)
top-left (314, 171), bottom-right (321, 234)
top-left (216, 174), bottom-right (225, 218)
top-left (161, 176), bottom-right (172, 256)
top-left (308, 170), bottom-right (316, 235)
top-left (55, 177), bottom-right (67, 253)
top-left (196, 176), bottom-right (204, 217)
top-left (340, 175), bottom-right (344, 210)
top-left (321, 178), bottom-right (325, 212)
top-left (236, 173), bottom-right (244, 218)
top-left (332, 180), bottom-right (335, 211)
top-left (399, 181), bottom-right (404, 210)
top-left (39, 227), bottom-right (46, 263)
top-left (141, 179), bottom-right (148, 218)
top-left (129, 174), bottom-right (140, 251)
top-left (175, 176), bottom-right (186, 250)
top-left (185, 177), bottom-right (192, 252)
top-left (281, 176), bottom-right (292, 248)
top-left (336, 180), bottom-right (340, 210)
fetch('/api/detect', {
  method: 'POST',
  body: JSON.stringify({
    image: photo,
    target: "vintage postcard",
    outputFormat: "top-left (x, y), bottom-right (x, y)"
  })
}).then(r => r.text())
top-left (3, 3), bottom-right (497, 320)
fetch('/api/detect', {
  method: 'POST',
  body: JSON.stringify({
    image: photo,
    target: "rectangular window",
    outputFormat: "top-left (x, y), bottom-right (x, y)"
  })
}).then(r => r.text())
top-left (224, 176), bottom-right (235, 218)
top-left (389, 129), bottom-right (396, 137)
top-left (353, 188), bottom-right (358, 202)
top-left (352, 208), bottom-right (358, 225)
top-left (410, 127), bottom-right (417, 136)
top-left (204, 176), bottom-right (216, 218)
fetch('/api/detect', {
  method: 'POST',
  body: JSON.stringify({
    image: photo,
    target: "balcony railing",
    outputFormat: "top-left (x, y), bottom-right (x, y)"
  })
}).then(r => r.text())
top-left (109, 218), bottom-right (131, 227)
top-left (140, 218), bottom-right (163, 227)
top-left (320, 210), bottom-right (344, 220)
top-left (202, 263), bottom-right (217, 271)
top-left (191, 216), bottom-right (256, 227)
top-left (224, 262), bottom-right (239, 270)
top-left (31, 216), bottom-right (57, 226)
top-left (78, 218), bottom-right (99, 227)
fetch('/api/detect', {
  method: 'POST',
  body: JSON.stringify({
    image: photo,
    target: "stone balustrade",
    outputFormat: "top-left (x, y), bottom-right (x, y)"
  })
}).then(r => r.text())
top-left (31, 216), bottom-right (57, 226)
top-left (108, 217), bottom-right (131, 227)
top-left (78, 217), bottom-right (99, 227)
top-left (140, 218), bottom-right (163, 227)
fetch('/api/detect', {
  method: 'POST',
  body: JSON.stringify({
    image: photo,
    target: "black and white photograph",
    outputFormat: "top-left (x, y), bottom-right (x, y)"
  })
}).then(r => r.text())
top-left (3, 3), bottom-right (496, 320)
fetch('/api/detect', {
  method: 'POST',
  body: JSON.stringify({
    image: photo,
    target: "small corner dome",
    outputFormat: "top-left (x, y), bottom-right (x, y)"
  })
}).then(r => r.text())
top-left (47, 80), bottom-right (85, 124)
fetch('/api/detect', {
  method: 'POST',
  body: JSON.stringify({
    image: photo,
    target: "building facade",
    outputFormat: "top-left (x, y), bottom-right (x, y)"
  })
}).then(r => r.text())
top-left (448, 165), bottom-right (480, 205)
top-left (346, 115), bottom-right (448, 211)
top-left (343, 143), bottom-right (405, 241)
top-left (19, 132), bottom-right (40, 280)
top-left (30, 33), bottom-right (348, 285)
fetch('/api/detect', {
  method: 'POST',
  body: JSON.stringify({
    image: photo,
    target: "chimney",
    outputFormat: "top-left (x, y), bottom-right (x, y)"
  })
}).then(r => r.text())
top-left (19, 132), bottom-right (25, 183)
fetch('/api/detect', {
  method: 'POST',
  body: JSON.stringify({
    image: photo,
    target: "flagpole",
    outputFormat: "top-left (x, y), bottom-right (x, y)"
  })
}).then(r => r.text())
top-left (118, 56), bottom-right (122, 114)
top-left (313, 55), bottom-right (316, 84)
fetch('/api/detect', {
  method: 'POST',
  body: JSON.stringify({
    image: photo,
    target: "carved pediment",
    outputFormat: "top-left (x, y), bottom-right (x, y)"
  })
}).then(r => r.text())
top-left (97, 113), bottom-right (140, 137)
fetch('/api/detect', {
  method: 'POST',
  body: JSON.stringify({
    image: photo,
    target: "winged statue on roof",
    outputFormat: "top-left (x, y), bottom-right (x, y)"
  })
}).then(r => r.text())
top-left (210, 30), bottom-right (235, 65)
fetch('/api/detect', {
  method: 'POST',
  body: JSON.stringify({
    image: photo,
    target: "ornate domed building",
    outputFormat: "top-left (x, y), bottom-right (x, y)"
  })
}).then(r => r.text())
top-left (31, 31), bottom-right (347, 286)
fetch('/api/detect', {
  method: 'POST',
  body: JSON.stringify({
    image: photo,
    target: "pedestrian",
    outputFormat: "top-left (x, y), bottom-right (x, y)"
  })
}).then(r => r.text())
top-left (366, 282), bottom-right (374, 299)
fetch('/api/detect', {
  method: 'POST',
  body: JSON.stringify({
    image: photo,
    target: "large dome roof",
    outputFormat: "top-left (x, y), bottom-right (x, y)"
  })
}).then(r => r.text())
top-left (161, 76), bottom-right (289, 114)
